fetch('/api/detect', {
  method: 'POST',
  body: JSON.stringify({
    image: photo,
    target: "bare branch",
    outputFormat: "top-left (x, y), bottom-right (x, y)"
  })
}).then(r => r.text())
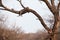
top-left (0, 0), bottom-right (19, 13)
top-left (19, 7), bottom-right (51, 31)
top-left (17, 0), bottom-right (25, 9)
top-left (51, 0), bottom-right (56, 8)
top-left (52, 14), bottom-right (60, 33)
top-left (0, 8), bottom-right (19, 13)
top-left (0, 0), bottom-right (3, 6)
top-left (57, 2), bottom-right (60, 13)
top-left (52, 2), bottom-right (60, 33)
top-left (39, 0), bottom-right (57, 15)
top-left (51, 0), bottom-right (54, 6)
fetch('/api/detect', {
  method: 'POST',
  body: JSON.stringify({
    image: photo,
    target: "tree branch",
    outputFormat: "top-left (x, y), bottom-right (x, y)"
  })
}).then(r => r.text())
top-left (19, 7), bottom-right (51, 31)
top-left (0, 0), bottom-right (2, 6)
top-left (51, 0), bottom-right (56, 9)
top-left (0, 8), bottom-right (19, 13)
top-left (51, 0), bottom-right (55, 6)
top-left (39, 0), bottom-right (57, 15)
top-left (0, 0), bottom-right (19, 14)
top-left (17, 0), bottom-right (25, 9)
top-left (52, 2), bottom-right (60, 33)
top-left (52, 14), bottom-right (60, 34)
top-left (57, 2), bottom-right (60, 13)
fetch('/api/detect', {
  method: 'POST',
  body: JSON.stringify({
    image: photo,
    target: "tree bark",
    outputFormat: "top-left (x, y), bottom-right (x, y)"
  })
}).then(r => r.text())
top-left (49, 13), bottom-right (60, 40)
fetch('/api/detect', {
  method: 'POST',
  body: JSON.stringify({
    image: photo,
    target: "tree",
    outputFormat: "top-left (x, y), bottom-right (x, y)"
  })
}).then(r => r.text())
top-left (0, 0), bottom-right (60, 40)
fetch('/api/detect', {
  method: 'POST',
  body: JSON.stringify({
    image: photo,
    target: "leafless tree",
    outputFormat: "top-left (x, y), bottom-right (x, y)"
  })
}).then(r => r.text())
top-left (0, 0), bottom-right (60, 40)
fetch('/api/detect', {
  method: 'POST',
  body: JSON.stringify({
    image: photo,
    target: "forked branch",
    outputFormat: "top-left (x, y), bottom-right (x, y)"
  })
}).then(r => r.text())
top-left (39, 0), bottom-right (57, 15)
top-left (0, 0), bottom-right (51, 32)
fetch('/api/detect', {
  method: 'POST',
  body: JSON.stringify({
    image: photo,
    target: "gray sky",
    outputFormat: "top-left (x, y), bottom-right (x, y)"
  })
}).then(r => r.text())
top-left (0, 0), bottom-right (59, 33)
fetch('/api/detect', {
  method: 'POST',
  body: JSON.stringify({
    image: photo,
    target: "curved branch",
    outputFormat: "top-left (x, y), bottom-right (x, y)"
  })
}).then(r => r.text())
top-left (0, 0), bottom-right (19, 13)
top-left (17, 0), bottom-right (25, 8)
top-left (19, 7), bottom-right (50, 31)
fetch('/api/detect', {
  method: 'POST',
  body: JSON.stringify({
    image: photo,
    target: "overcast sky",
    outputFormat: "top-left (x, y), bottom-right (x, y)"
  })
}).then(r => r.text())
top-left (0, 0), bottom-right (59, 33)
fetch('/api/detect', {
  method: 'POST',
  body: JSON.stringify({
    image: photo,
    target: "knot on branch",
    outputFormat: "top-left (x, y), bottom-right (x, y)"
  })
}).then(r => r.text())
top-left (48, 29), bottom-right (52, 34)
top-left (19, 7), bottom-right (30, 15)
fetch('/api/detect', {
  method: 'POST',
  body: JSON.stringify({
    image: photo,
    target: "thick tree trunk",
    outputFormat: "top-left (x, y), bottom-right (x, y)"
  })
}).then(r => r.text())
top-left (52, 34), bottom-right (57, 40)
top-left (48, 32), bottom-right (57, 40)
top-left (49, 15), bottom-right (60, 40)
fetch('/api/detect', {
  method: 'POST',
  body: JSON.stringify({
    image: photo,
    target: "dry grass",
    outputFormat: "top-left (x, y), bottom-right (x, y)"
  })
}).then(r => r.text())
top-left (0, 27), bottom-right (60, 40)
top-left (0, 27), bottom-right (48, 40)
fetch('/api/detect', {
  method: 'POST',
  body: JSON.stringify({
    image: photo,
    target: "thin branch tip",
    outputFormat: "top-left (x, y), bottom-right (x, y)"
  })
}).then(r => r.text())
top-left (17, 0), bottom-right (25, 8)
